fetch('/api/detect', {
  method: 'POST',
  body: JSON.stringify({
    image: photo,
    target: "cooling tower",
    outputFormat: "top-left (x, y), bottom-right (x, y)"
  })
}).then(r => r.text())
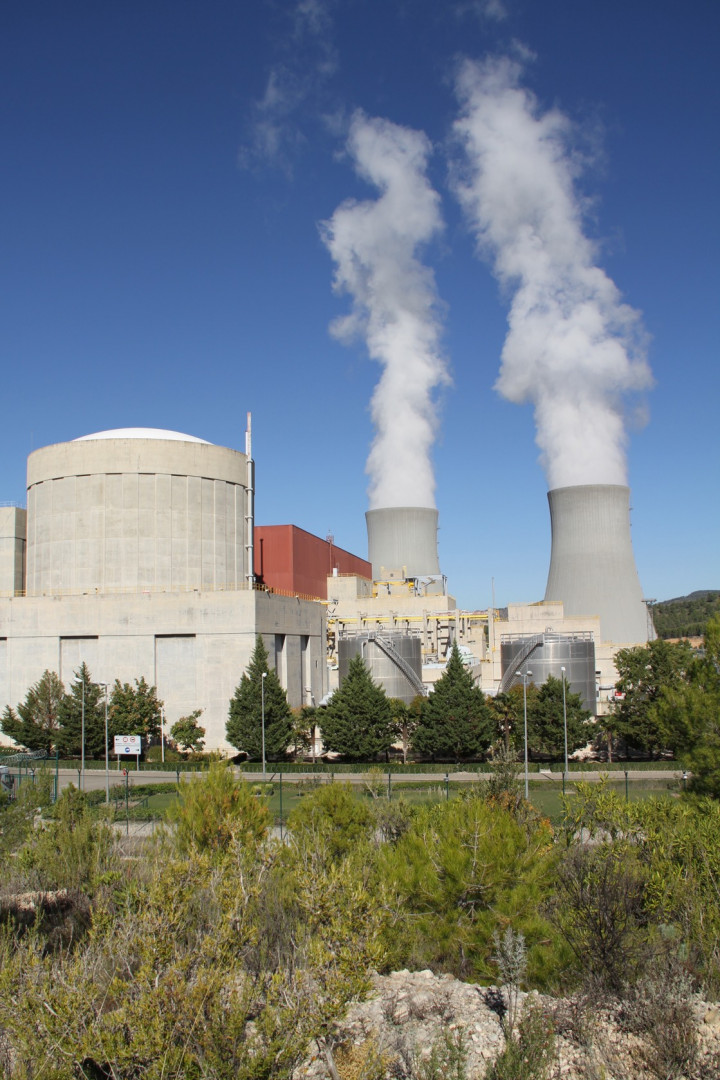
top-left (544, 484), bottom-right (652, 645)
top-left (366, 507), bottom-right (440, 581)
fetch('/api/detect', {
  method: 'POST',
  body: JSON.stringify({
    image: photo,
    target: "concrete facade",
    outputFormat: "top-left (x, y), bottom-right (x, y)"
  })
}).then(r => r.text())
top-left (0, 589), bottom-right (325, 751)
top-left (0, 508), bottom-right (26, 596)
top-left (0, 430), bottom-right (327, 753)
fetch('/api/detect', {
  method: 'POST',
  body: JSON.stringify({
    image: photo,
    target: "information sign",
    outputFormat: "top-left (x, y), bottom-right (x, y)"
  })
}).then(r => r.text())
top-left (114, 735), bottom-right (142, 755)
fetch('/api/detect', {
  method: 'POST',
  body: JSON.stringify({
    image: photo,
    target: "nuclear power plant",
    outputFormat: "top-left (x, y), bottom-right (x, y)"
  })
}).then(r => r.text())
top-left (0, 420), bottom-right (655, 753)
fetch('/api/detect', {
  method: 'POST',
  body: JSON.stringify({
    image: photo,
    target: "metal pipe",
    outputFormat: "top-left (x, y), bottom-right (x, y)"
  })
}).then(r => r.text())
top-left (245, 412), bottom-right (255, 587)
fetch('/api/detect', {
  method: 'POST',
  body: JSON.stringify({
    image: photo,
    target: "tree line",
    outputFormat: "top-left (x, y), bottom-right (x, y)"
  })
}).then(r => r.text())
top-left (4, 619), bottom-right (719, 790)
top-left (1, 664), bottom-right (206, 758)
top-left (226, 636), bottom-right (593, 764)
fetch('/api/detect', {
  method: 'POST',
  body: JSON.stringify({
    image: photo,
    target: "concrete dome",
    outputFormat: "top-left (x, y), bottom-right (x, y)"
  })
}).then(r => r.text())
top-left (74, 428), bottom-right (211, 444)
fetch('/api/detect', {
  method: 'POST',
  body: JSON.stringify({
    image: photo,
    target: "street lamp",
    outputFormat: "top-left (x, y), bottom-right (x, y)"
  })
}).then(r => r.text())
top-left (261, 671), bottom-right (267, 780)
top-left (97, 683), bottom-right (110, 804)
top-left (516, 669), bottom-right (532, 800)
top-left (561, 666), bottom-right (568, 794)
top-left (81, 676), bottom-right (85, 792)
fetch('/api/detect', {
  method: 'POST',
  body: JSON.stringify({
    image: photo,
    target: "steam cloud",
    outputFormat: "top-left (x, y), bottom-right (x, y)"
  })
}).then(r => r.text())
top-left (321, 112), bottom-right (448, 509)
top-left (452, 56), bottom-right (652, 489)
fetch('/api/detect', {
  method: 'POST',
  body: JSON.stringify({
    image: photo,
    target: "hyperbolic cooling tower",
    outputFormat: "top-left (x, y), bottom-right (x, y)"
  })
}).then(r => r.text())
top-left (365, 507), bottom-right (440, 581)
top-left (543, 484), bottom-right (651, 645)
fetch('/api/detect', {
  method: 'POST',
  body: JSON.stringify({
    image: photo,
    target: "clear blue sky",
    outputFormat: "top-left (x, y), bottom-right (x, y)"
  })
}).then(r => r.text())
top-left (1, 0), bottom-right (717, 610)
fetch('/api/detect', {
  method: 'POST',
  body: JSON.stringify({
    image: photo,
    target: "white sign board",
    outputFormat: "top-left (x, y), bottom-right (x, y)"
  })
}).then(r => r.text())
top-left (114, 735), bottom-right (142, 755)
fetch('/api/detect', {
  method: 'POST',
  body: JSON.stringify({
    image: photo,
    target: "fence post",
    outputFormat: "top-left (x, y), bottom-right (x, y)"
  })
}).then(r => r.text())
top-left (624, 770), bottom-right (629, 802)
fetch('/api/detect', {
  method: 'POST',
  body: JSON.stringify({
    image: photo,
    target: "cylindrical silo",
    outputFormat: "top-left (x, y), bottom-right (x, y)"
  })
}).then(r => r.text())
top-left (25, 428), bottom-right (249, 595)
top-left (365, 507), bottom-right (440, 581)
top-left (338, 633), bottom-right (422, 704)
top-left (544, 484), bottom-right (652, 645)
top-left (501, 633), bottom-right (596, 713)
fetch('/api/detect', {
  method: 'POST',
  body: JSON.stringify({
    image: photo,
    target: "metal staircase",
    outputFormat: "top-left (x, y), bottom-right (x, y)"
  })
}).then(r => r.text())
top-left (497, 634), bottom-right (545, 695)
top-left (366, 633), bottom-right (428, 698)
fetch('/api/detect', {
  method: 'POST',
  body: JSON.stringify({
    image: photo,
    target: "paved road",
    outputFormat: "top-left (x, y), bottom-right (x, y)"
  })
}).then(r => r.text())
top-left (52, 765), bottom-right (684, 796)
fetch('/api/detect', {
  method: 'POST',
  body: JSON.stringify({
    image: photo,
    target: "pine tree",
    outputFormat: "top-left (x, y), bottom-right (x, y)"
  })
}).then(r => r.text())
top-left (411, 641), bottom-right (493, 762)
top-left (319, 654), bottom-right (394, 762)
top-left (108, 677), bottom-right (163, 744)
top-left (56, 664), bottom-right (108, 759)
top-left (0, 670), bottom-right (66, 752)
top-left (226, 636), bottom-right (292, 760)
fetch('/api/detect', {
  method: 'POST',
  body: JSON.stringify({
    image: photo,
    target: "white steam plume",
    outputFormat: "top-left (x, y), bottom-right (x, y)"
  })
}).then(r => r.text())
top-left (321, 111), bottom-right (449, 509)
top-left (452, 56), bottom-right (652, 489)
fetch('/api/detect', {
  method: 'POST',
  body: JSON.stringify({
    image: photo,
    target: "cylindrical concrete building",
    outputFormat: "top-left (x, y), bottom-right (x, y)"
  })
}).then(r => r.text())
top-left (366, 507), bottom-right (441, 581)
top-left (543, 484), bottom-right (651, 645)
top-left (25, 429), bottom-right (249, 595)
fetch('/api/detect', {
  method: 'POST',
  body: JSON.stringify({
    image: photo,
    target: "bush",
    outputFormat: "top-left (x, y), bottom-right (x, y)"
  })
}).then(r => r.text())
top-left (484, 1002), bottom-right (555, 1080)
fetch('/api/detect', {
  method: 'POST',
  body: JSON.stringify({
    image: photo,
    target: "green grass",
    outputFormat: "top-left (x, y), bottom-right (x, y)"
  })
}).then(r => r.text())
top-left (75, 773), bottom-right (683, 826)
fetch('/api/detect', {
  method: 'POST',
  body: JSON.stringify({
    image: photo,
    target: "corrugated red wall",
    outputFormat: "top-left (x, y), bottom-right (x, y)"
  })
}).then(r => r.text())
top-left (254, 525), bottom-right (371, 599)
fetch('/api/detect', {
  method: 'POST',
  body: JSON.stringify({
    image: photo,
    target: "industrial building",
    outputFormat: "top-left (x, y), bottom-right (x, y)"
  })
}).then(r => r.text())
top-left (1, 422), bottom-right (655, 756)
top-left (325, 493), bottom-right (653, 718)
top-left (0, 425), bottom-right (326, 752)
top-left (254, 525), bottom-right (371, 600)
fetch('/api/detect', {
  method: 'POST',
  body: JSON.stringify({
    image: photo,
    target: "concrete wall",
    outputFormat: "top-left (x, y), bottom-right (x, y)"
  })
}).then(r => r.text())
top-left (0, 508), bottom-right (26, 596)
top-left (0, 590), bottom-right (326, 752)
top-left (26, 438), bottom-right (249, 596)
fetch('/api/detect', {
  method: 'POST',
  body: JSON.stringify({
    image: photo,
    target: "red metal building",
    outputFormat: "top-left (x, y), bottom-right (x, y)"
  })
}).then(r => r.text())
top-left (254, 525), bottom-right (371, 600)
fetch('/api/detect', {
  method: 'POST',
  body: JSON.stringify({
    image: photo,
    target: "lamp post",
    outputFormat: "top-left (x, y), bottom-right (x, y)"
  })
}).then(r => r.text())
top-left (160, 705), bottom-right (165, 764)
top-left (98, 683), bottom-right (109, 804)
top-left (81, 676), bottom-right (85, 792)
top-left (561, 666), bottom-right (568, 795)
top-left (516, 669), bottom-right (532, 800)
top-left (261, 671), bottom-right (267, 780)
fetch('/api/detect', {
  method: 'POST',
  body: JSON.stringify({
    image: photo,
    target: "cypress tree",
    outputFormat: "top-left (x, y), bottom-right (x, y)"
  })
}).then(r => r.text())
top-left (226, 636), bottom-right (292, 760)
top-left (319, 654), bottom-right (394, 762)
top-left (411, 641), bottom-right (493, 762)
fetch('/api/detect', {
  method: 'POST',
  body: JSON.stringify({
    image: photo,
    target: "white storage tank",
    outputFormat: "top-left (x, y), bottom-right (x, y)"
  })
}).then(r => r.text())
top-left (338, 632), bottom-right (423, 704)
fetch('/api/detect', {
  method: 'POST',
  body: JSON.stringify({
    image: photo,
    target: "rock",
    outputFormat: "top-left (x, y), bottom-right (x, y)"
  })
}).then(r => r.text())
top-left (292, 969), bottom-right (720, 1080)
